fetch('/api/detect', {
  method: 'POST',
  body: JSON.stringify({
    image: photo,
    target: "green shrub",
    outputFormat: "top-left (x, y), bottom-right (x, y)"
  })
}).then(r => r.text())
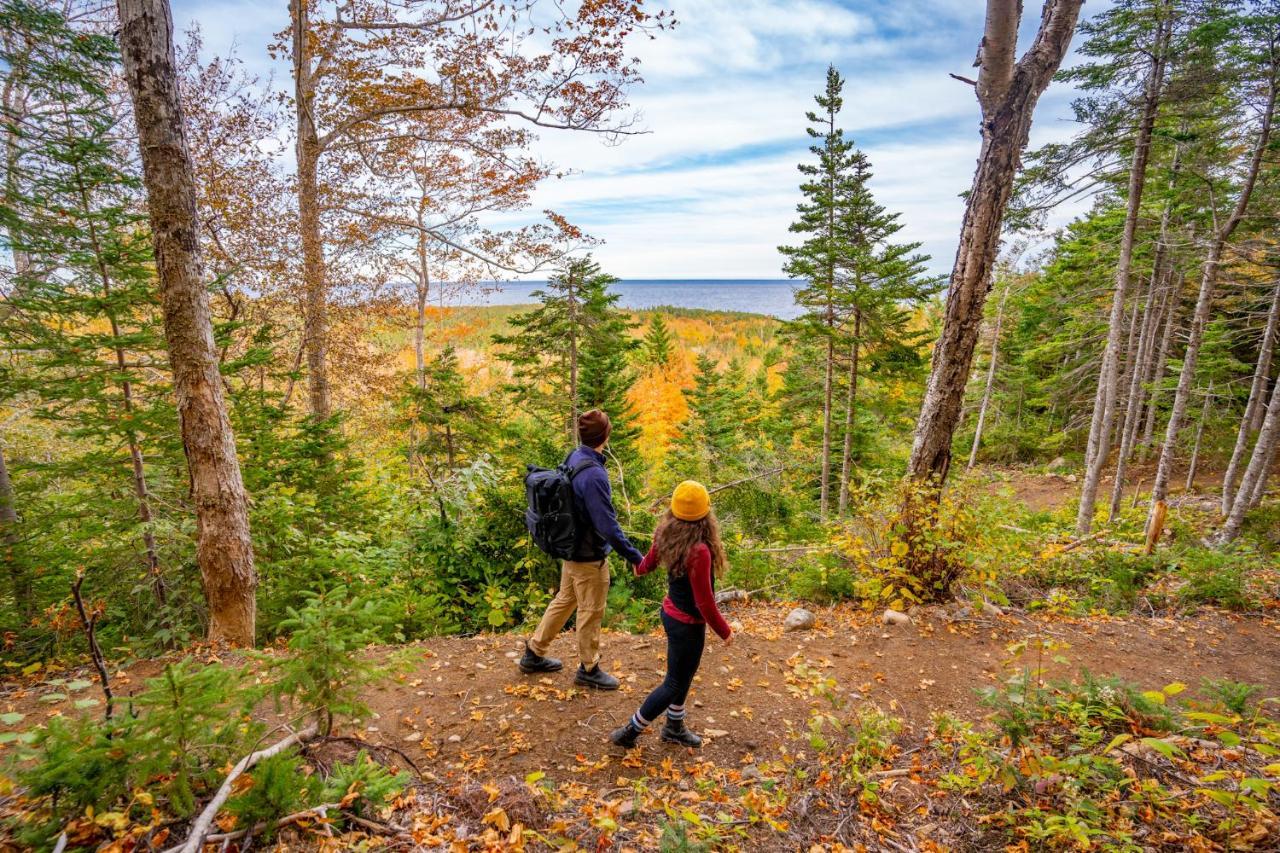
top-left (321, 751), bottom-right (410, 817)
top-left (12, 660), bottom-right (259, 847)
top-left (225, 752), bottom-right (315, 838)
top-left (1171, 546), bottom-right (1255, 610)
top-left (1201, 678), bottom-right (1263, 715)
top-left (268, 586), bottom-right (396, 736)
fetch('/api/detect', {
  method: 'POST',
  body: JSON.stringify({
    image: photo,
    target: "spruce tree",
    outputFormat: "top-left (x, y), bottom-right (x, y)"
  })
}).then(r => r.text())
top-left (494, 256), bottom-right (639, 455)
top-left (641, 314), bottom-right (673, 367)
top-left (399, 345), bottom-right (490, 474)
top-left (780, 65), bottom-right (855, 519)
top-left (781, 65), bottom-right (937, 516)
top-left (0, 1), bottom-right (184, 636)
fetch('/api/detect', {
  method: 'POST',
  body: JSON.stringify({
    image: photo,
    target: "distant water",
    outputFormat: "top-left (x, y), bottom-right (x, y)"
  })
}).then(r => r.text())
top-left (444, 279), bottom-right (802, 320)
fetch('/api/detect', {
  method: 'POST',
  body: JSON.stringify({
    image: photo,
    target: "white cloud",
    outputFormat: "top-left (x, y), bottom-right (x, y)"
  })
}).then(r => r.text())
top-left (170, 0), bottom-right (1101, 279)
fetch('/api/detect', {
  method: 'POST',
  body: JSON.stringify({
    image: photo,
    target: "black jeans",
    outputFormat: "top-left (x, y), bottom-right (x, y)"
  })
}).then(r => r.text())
top-left (638, 609), bottom-right (706, 723)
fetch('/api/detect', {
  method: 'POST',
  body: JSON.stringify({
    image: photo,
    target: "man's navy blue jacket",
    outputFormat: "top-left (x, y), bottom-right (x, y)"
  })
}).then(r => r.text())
top-left (566, 445), bottom-right (645, 565)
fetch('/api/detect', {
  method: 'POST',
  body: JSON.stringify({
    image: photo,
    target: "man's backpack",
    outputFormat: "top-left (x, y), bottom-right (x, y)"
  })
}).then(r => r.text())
top-left (524, 456), bottom-right (598, 560)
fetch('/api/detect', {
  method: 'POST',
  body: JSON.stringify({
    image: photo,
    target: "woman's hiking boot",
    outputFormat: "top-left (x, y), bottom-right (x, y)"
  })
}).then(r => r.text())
top-left (518, 642), bottom-right (562, 674)
top-left (609, 720), bottom-right (643, 748)
top-left (661, 718), bottom-right (703, 748)
top-left (575, 664), bottom-right (620, 690)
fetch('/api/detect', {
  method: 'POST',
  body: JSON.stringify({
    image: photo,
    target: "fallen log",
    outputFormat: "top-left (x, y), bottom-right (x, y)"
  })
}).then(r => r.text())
top-left (168, 722), bottom-right (320, 853)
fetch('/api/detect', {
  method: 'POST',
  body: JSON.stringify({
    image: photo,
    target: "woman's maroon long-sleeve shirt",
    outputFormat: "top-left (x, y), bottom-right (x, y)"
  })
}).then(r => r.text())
top-left (635, 542), bottom-right (732, 641)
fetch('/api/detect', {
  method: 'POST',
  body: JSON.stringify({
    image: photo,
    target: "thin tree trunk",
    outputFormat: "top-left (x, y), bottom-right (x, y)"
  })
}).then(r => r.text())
top-left (908, 0), bottom-right (1084, 481)
top-left (1250, 369), bottom-right (1272, 434)
top-left (1141, 268), bottom-right (1183, 457)
top-left (838, 310), bottom-right (861, 515)
top-left (117, 0), bottom-right (257, 646)
top-left (1109, 145), bottom-right (1180, 519)
top-left (820, 319), bottom-right (834, 519)
top-left (74, 163), bottom-right (166, 609)
top-left (1222, 277), bottom-right (1280, 515)
top-left (968, 277), bottom-right (1009, 469)
top-left (1109, 260), bottom-right (1165, 521)
top-left (568, 269), bottom-right (579, 443)
top-left (1220, 370), bottom-right (1280, 542)
top-left (1185, 381), bottom-right (1212, 492)
top-left (1150, 72), bottom-right (1276, 524)
top-left (1076, 19), bottom-right (1168, 534)
top-left (292, 0), bottom-right (330, 419)
top-left (0, 442), bottom-right (29, 622)
top-left (414, 211), bottom-right (430, 390)
top-left (1248, 437), bottom-right (1276, 509)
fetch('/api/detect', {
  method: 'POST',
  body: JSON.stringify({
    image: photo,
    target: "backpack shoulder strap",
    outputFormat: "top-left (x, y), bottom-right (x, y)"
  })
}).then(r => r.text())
top-left (567, 457), bottom-right (600, 480)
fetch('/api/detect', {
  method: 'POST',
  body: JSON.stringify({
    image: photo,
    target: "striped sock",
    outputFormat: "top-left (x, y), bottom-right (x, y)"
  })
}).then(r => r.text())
top-left (666, 704), bottom-right (686, 722)
top-left (630, 711), bottom-right (651, 731)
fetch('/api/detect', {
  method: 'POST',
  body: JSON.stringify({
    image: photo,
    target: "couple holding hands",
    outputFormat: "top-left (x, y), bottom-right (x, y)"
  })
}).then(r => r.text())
top-left (516, 409), bottom-right (732, 750)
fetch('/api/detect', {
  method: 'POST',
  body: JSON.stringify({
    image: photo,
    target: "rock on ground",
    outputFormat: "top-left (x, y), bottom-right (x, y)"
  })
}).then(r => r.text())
top-left (784, 608), bottom-right (816, 631)
top-left (883, 609), bottom-right (912, 626)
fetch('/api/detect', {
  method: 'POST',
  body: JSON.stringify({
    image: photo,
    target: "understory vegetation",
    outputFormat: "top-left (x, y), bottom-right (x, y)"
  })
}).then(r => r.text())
top-left (2, 0), bottom-right (1280, 849)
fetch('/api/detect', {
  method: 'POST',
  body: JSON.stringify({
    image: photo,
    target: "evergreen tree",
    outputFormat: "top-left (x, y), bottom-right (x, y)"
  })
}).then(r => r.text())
top-left (641, 313), bottom-right (673, 367)
top-left (664, 354), bottom-right (749, 485)
top-left (399, 345), bottom-right (491, 475)
top-left (0, 1), bottom-right (186, 639)
top-left (780, 65), bottom-right (856, 519)
top-left (780, 65), bottom-right (937, 516)
top-left (494, 256), bottom-right (639, 455)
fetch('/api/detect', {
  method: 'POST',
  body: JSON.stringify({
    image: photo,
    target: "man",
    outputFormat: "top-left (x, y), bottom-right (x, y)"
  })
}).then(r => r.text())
top-left (518, 409), bottom-right (645, 689)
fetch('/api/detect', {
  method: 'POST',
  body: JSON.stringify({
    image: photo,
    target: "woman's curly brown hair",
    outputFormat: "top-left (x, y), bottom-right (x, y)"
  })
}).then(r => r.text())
top-left (653, 508), bottom-right (726, 578)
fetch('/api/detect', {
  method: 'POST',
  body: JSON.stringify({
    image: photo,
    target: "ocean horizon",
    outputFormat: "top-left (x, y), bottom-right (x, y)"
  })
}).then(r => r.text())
top-left (440, 278), bottom-right (803, 320)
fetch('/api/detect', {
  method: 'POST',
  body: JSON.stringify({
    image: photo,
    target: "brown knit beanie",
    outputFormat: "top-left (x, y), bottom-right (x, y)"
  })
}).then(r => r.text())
top-left (577, 409), bottom-right (611, 448)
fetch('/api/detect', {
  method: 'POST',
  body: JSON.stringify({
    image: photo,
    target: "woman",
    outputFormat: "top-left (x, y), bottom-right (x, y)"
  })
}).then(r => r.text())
top-left (610, 480), bottom-right (732, 749)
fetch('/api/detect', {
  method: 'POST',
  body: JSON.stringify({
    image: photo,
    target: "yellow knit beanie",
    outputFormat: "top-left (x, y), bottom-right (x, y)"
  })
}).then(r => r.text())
top-left (671, 480), bottom-right (710, 521)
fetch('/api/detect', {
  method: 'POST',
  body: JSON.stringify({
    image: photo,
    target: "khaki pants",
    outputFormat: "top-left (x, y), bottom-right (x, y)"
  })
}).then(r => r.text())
top-left (528, 559), bottom-right (610, 668)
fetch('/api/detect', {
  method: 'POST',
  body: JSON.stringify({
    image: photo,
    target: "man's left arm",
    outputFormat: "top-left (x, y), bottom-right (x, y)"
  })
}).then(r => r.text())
top-left (581, 472), bottom-right (645, 565)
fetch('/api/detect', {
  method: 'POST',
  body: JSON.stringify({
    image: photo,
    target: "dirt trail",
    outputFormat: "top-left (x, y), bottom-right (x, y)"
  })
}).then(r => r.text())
top-left (4, 605), bottom-right (1278, 780)
top-left (349, 603), bottom-right (1280, 782)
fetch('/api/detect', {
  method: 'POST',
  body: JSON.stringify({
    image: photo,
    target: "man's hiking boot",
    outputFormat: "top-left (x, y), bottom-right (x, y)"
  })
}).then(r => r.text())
top-left (518, 642), bottom-right (562, 674)
top-left (575, 664), bottom-right (620, 690)
top-left (661, 718), bottom-right (703, 748)
top-left (609, 721), bottom-right (642, 748)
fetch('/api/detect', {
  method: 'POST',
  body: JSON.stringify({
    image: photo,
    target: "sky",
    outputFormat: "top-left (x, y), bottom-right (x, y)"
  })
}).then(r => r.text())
top-left (172, 0), bottom-right (1100, 280)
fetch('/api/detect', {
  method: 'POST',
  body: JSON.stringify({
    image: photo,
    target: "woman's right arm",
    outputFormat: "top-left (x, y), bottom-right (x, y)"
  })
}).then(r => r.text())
top-left (634, 543), bottom-right (659, 577)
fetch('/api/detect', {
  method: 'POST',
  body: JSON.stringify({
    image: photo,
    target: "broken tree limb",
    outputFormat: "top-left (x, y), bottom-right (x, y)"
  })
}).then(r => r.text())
top-left (1144, 500), bottom-right (1168, 555)
top-left (708, 466), bottom-right (785, 495)
top-left (648, 467), bottom-right (787, 512)
top-left (171, 722), bottom-right (320, 853)
top-left (201, 802), bottom-right (341, 845)
top-left (71, 572), bottom-right (113, 721)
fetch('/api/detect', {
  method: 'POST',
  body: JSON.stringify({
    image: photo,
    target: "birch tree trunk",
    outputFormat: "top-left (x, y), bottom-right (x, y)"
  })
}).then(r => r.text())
top-left (1185, 381), bottom-right (1212, 492)
top-left (117, 0), bottom-right (258, 646)
top-left (1140, 268), bottom-right (1183, 457)
top-left (1150, 73), bottom-right (1276, 523)
top-left (1076, 21), bottom-right (1168, 534)
top-left (1247, 438), bottom-right (1276, 509)
top-left (1222, 277), bottom-right (1280, 515)
top-left (968, 277), bottom-right (1009, 469)
top-left (1108, 262), bottom-right (1165, 521)
top-left (1220, 373), bottom-right (1280, 542)
top-left (909, 0), bottom-right (1084, 481)
top-left (838, 310), bottom-right (861, 515)
top-left (414, 202), bottom-right (430, 390)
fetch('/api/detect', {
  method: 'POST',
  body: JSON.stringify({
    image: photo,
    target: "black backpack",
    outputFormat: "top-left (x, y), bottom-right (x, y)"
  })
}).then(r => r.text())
top-left (524, 455), bottom-right (598, 560)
